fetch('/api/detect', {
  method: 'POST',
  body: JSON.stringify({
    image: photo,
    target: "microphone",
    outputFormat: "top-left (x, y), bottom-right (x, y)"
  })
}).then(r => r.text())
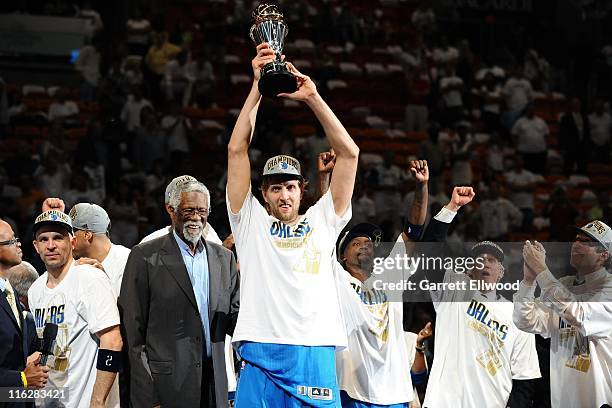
top-left (40, 323), bottom-right (58, 366)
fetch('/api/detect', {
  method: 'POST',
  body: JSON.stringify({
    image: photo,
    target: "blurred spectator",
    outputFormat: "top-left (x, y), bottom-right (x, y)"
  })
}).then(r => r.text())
top-left (473, 184), bottom-right (522, 241)
top-left (301, 125), bottom-right (330, 185)
top-left (486, 137), bottom-right (505, 174)
top-left (6, 261), bottom-right (39, 310)
top-left (352, 185), bottom-right (376, 224)
top-left (33, 152), bottom-right (71, 197)
top-left (107, 180), bottom-right (139, 247)
top-left (455, 39), bottom-right (475, 90)
top-left (448, 123), bottom-right (473, 186)
top-left (48, 89), bottom-right (80, 123)
top-left (373, 151), bottom-right (407, 231)
top-left (40, 121), bottom-right (66, 159)
top-left (146, 32), bottom-right (181, 76)
top-left (511, 104), bottom-right (548, 174)
top-left (161, 102), bottom-right (190, 173)
top-left (545, 187), bottom-right (578, 242)
top-left (145, 32), bottom-right (181, 104)
top-left (559, 97), bottom-right (588, 175)
top-left (523, 49), bottom-right (551, 91)
top-left (411, 4), bottom-right (436, 39)
top-left (75, 35), bottom-right (102, 101)
top-left (476, 72), bottom-right (503, 133)
top-left (78, 1), bottom-right (103, 32)
top-left (120, 87), bottom-right (152, 133)
top-left (418, 123), bottom-right (445, 181)
top-left (63, 172), bottom-right (104, 209)
top-left (126, 8), bottom-right (152, 56)
top-left (504, 156), bottom-right (537, 230)
top-left (6, 92), bottom-right (26, 123)
top-left (438, 63), bottom-right (464, 127)
top-left (15, 176), bottom-right (46, 222)
top-left (183, 52), bottom-right (216, 108)
top-left (432, 36), bottom-right (459, 68)
top-left (587, 99), bottom-right (611, 163)
top-left (134, 106), bottom-right (165, 172)
top-left (586, 191), bottom-right (611, 222)
top-left (162, 51), bottom-right (189, 103)
top-left (502, 66), bottom-right (533, 129)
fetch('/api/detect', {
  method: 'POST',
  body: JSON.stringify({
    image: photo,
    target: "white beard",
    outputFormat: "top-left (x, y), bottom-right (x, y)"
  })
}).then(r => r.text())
top-left (183, 221), bottom-right (203, 245)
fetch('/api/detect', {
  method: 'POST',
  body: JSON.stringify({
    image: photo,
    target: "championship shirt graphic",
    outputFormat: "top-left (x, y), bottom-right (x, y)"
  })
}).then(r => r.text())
top-left (465, 299), bottom-right (508, 376)
top-left (269, 218), bottom-right (321, 274)
top-left (33, 292), bottom-right (71, 379)
top-left (351, 282), bottom-right (390, 344)
top-left (559, 317), bottom-right (591, 372)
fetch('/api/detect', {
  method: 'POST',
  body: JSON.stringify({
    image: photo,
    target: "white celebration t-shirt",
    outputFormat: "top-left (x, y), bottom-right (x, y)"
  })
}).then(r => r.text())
top-left (28, 261), bottom-right (120, 408)
top-left (227, 189), bottom-right (350, 347)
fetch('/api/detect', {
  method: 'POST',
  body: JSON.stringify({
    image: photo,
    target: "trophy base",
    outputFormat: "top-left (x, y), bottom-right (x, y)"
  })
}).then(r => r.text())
top-left (258, 62), bottom-right (297, 98)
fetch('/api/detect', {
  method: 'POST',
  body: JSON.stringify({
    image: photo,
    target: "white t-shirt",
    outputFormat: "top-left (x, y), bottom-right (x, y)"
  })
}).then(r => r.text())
top-left (513, 268), bottom-right (612, 408)
top-left (120, 97), bottom-right (152, 132)
top-left (512, 116), bottom-right (549, 154)
top-left (440, 76), bottom-right (464, 107)
top-left (424, 270), bottom-right (541, 408)
top-left (505, 169), bottom-right (537, 209)
top-left (139, 224), bottom-right (222, 245)
top-left (28, 261), bottom-right (120, 408)
top-left (227, 189), bottom-right (350, 347)
top-left (48, 101), bottom-right (79, 122)
top-left (503, 78), bottom-right (533, 111)
top-left (335, 261), bottom-right (415, 405)
top-left (101, 244), bottom-right (131, 297)
top-left (588, 112), bottom-right (611, 146)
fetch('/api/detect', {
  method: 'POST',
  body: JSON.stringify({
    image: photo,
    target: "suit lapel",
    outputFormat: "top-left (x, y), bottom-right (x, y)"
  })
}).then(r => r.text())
top-left (0, 290), bottom-right (22, 335)
top-left (205, 241), bottom-right (220, 319)
top-left (160, 234), bottom-right (198, 311)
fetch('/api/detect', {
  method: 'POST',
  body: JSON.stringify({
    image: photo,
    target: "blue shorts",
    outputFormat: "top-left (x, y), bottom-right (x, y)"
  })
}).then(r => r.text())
top-left (235, 342), bottom-right (340, 407)
top-left (340, 391), bottom-right (409, 408)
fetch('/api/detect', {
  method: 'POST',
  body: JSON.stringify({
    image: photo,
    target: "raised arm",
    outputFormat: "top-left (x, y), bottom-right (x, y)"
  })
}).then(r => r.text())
top-left (280, 63), bottom-right (359, 216)
top-left (226, 43), bottom-right (276, 213)
top-left (401, 160), bottom-right (429, 255)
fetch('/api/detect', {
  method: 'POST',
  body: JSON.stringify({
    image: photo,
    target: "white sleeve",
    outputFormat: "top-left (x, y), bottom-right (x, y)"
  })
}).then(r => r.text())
top-left (310, 190), bottom-right (352, 236)
top-left (536, 270), bottom-right (612, 339)
top-left (203, 223), bottom-right (223, 245)
top-left (225, 187), bottom-right (256, 242)
top-left (78, 268), bottom-right (120, 334)
top-left (512, 280), bottom-right (554, 338)
top-left (430, 269), bottom-right (468, 310)
top-left (510, 329), bottom-right (542, 380)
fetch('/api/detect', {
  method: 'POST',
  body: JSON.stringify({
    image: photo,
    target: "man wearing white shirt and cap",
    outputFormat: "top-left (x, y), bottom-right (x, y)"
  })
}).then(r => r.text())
top-left (513, 220), bottom-right (612, 408)
top-left (140, 175), bottom-right (222, 245)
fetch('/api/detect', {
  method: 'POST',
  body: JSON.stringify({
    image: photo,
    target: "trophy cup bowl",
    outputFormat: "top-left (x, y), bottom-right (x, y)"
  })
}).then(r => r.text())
top-left (249, 4), bottom-right (297, 97)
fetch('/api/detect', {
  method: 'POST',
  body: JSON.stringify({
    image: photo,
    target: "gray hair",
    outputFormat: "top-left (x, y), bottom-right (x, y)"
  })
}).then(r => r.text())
top-left (168, 180), bottom-right (211, 210)
top-left (7, 261), bottom-right (39, 296)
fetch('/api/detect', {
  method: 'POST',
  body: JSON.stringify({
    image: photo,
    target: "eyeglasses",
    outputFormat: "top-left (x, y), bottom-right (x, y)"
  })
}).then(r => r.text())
top-left (0, 238), bottom-right (20, 246)
top-left (178, 208), bottom-right (210, 217)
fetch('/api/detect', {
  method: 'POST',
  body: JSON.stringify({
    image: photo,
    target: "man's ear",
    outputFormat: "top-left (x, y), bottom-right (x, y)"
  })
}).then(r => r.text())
top-left (70, 235), bottom-right (77, 250)
top-left (32, 240), bottom-right (40, 255)
top-left (165, 203), bottom-right (174, 216)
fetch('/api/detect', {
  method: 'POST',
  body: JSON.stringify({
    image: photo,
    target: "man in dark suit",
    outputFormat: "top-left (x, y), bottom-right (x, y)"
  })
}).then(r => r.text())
top-left (119, 181), bottom-right (239, 408)
top-left (0, 218), bottom-right (49, 407)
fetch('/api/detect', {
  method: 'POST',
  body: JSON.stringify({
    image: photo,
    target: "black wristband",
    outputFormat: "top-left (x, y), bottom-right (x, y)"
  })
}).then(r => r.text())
top-left (97, 349), bottom-right (122, 372)
top-left (404, 222), bottom-right (424, 241)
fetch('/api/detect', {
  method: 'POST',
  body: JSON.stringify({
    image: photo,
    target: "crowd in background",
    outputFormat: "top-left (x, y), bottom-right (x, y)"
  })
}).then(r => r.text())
top-left (0, 0), bottom-right (611, 267)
